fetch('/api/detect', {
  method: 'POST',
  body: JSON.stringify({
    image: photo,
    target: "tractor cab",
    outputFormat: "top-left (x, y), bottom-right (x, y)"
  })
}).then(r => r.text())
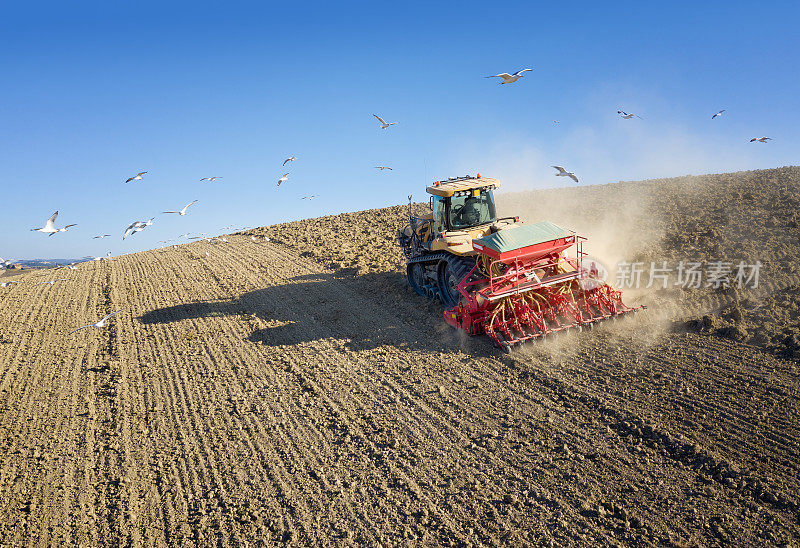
top-left (427, 175), bottom-right (500, 233)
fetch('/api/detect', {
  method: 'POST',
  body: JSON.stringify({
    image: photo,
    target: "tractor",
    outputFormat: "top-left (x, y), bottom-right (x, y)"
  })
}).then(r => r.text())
top-left (397, 174), bottom-right (643, 351)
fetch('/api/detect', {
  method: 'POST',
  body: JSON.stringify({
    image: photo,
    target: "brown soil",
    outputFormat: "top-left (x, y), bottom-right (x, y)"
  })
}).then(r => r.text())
top-left (0, 166), bottom-right (798, 546)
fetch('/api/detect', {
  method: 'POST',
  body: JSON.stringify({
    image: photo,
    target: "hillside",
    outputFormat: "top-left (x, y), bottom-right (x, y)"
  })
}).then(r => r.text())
top-left (0, 167), bottom-right (798, 546)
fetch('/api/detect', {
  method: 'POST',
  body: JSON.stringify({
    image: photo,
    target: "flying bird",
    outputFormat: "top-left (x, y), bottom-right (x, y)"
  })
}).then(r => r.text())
top-left (302, 195), bottom-right (317, 200)
top-left (485, 69), bottom-right (532, 84)
top-left (277, 173), bottom-right (289, 187)
top-left (711, 109), bottom-right (726, 119)
top-left (50, 224), bottom-right (77, 237)
top-left (31, 211), bottom-right (61, 235)
top-left (750, 137), bottom-right (772, 143)
top-left (163, 200), bottom-right (198, 216)
top-left (37, 279), bottom-right (67, 286)
top-left (1, 281), bottom-right (20, 288)
top-left (200, 177), bottom-right (223, 182)
top-left (123, 218), bottom-right (154, 240)
top-left (373, 114), bottom-right (397, 129)
top-left (551, 165), bottom-right (579, 183)
top-left (70, 310), bottom-right (123, 334)
top-left (282, 156), bottom-right (297, 166)
top-left (31, 211), bottom-right (76, 236)
top-left (617, 110), bottom-right (643, 119)
top-left (125, 171), bottom-right (148, 183)
top-left (375, 166), bottom-right (392, 170)
top-left (553, 120), bottom-right (560, 124)
top-left (93, 234), bottom-right (111, 239)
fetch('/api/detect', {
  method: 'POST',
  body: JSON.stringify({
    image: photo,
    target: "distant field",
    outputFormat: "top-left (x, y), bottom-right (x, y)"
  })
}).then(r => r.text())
top-left (0, 167), bottom-right (798, 546)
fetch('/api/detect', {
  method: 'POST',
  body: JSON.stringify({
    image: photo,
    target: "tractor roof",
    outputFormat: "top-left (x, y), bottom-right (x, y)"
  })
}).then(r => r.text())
top-left (426, 175), bottom-right (501, 197)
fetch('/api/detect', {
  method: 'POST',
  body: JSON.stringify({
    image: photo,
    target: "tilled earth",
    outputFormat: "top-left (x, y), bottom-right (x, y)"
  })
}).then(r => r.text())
top-left (0, 167), bottom-right (798, 546)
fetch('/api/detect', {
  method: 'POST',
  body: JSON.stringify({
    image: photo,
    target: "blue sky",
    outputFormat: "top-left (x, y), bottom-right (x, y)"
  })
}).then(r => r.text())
top-left (2, 1), bottom-right (798, 260)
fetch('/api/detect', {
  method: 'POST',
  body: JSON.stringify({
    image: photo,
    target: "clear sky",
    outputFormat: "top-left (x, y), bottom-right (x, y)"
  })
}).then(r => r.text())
top-left (2, 1), bottom-right (798, 260)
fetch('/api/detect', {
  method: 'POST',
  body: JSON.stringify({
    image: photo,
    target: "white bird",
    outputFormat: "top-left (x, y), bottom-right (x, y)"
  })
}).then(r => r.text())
top-left (93, 234), bottom-right (111, 239)
top-left (123, 218), bottom-right (154, 240)
top-left (60, 264), bottom-right (78, 270)
top-left (31, 211), bottom-right (58, 234)
top-left (277, 173), bottom-right (289, 187)
top-left (125, 171), bottom-right (148, 183)
top-left (37, 279), bottom-right (67, 286)
top-left (485, 69), bottom-right (532, 84)
top-left (263, 236), bottom-right (271, 242)
top-left (70, 310), bottom-right (123, 334)
top-left (200, 177), bottom-right (223, 182)
top-left (373, 114), bottom-right (397, 129)
top-left (31, 211), bottom-right (75, 236)
top-left (123, 221), bottom-right (144, 240)
top-left (553, 120), bottom-right (560, 124)
top-left (51, 224), bottom-right (77, 237)
top-left (551, 165), bottom-right (579, 184)
top-left (617, 110), bottom-right (643, 119)
top-left (302, 195), bottom-right (317, 200)
top-left (711, 109), bottom-right (726, 119)
top-left (250, 236), bottom-right (258, 242)
top-left (163, 200), bottom-right (198, 216)
top-left (375, 166), bottom-right (392, 170)
top-left (282, 156), bottom-right (297, 166)
top-left (1, 281), bottom-right (20, 288)
top-left (750, 137), bottom-right (772, 143)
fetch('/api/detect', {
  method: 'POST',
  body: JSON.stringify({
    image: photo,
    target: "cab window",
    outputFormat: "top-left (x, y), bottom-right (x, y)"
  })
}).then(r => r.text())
top-left (448, 191), bottom-right (497, 229)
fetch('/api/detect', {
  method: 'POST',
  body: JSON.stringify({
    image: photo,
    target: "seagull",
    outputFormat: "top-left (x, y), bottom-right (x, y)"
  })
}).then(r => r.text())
top-left (375, 166), bottom-right (392, 170)
top-left (485, 69), bottom-right (532, 84)
top-left (263, 236), bottom-right (270, 242)
top-left (250, 236), bottom-right (258, 242)
top-left (123, 221), bottom-right (144, 240)
top-left (373, 114), bottom-right (397, 129)
top-left (37, 279), bottom-right (67, 286)
top-left (282, 156), bottom-right (297, 166)
top-left (1, 281), bottom-right (20, 288)
top-left (617, 110), bottom-right (643, 119)
top-left (70, 310), bottom-right (123, 334)
top-left (553, 120), bottom-right (560, 124)
top-left (93, 234), bottom-right (111, 239)
top-left (302, 195), bottom-right (317, 200)
top-left (551, 165), bottom-right (579, 183)
top-left (750, 137), bottom-right (772, 143)
top-left (125, 171), bottom-right (148, 183)
top-left (277, 173), bottom-right (289, 187)
top-left (163, 200), bottom-right (198, 216)
top-left (31, 211), bottom-right (68, 235)
top-left (123, 218), bottom-right (154, 240)
top-left (200, 177), bottom-right (223, 182)
top-left (50, 224), bottom-right (77, 237)
top-left (711, 109), bottom-right (726, 119)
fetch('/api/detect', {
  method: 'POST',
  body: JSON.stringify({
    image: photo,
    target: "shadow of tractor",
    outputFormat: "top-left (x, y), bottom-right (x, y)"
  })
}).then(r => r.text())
top-left (139, 270), bottom-right (496, 355)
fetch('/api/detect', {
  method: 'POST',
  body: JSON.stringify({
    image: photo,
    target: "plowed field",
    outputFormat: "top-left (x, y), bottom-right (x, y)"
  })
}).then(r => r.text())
top-left (1, 167), bottom-right (798, 546)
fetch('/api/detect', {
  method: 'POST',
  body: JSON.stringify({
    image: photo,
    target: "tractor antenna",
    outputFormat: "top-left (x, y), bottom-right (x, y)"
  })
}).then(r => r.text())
top-left (407, 194), bottom-right (413, 222)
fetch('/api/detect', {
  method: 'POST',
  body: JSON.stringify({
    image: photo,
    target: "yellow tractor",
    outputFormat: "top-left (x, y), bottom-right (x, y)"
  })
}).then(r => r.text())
top-left (397, 174), bottom-right (642, 350)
